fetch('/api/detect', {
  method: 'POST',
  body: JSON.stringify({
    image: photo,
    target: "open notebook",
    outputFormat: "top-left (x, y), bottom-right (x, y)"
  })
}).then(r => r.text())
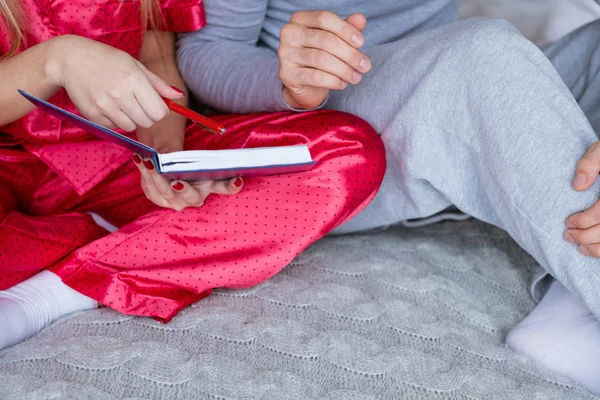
top-left (19, 90), bottom-right (315, 181)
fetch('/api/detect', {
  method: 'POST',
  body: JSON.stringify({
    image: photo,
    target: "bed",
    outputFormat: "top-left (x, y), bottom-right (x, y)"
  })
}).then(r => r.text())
top-left (2, 2), bottom-right (600, 399)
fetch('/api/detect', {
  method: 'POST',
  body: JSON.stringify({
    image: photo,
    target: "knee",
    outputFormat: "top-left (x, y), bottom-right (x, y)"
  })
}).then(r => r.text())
top-left (340, 112), bottom-right (383, 151)
top-left (448, 18), bottom-right (526, 53)
top-left (438, 18), bottom-right (545, 75)
top-left (457, 17), bottom-right (519, 38)
top-left (307, 111), bottom-right (386, 218)
top-left (328, 110), bottom-right (386, 180)
top-left (307, 110), bottom-right (384, 161)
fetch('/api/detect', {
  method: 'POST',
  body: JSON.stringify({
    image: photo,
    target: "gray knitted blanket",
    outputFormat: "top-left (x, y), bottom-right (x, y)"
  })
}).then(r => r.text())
top-left (0, 220), bottom-right (597, 399)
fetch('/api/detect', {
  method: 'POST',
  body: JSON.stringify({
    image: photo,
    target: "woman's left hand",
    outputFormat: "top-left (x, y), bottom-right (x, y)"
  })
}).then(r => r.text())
top-left (564, 141), bottom-right (600, 257)
top-left (132, 153), bottom-right (243, 211)
top-left (129, 30), bottom-right (243, 211)
top-left (134, 121), bottom-right (243, 211)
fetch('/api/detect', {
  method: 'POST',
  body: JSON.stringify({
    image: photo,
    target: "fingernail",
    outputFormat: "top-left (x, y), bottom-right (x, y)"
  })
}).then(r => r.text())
top-left (564, 232), bottom-right (576, 244)
top-left (580, 245), bottom-right (591, 256)
top-left (573, 174), bottom-right (587, 187)
top-left (170, 86), bottom-right (185, 96)
top-left (566, 219), bottom-right (577, 229)
top-left (359, 58), bottom-right (370, 71)
top-left (352, 33), bottom-right (364, 47)
top-left (172, 181), bottom-right (184, 191)
top-left (233, 177), bottom-right (243, 187)
top-left (131, 154), bottom-right (142, 164)
top-left (340, 81), bottom-right (348, 89)
top-left (352, 71), bottom-right (361, 83)
top-left (143, 160), bottom-right (155, 170)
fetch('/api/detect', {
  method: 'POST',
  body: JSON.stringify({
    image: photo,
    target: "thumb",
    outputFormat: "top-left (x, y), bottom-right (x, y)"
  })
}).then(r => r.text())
top-left (136, 61), bottom-right (184, 100)
top-left (346, 13), bottom-right (367, 33)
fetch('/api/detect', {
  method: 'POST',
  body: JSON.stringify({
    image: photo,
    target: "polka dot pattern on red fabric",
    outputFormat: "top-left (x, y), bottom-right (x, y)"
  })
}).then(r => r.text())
top-left (0, 1), bottom-right (385, 322)
top-left (50, 111), bottom-right (383, 322)
top-left (2, 108), bottom-right (385, 322)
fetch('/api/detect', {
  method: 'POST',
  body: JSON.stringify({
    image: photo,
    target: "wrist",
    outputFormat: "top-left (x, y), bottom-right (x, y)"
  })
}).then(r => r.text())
top-left (42, 35), bottom-right (80, 87)
top-left (282, 86), bottom-right (302, 108)
top-left (282, 86), bottom-right (329, 111)
top-left (282, 86), bottom-right (322, 110)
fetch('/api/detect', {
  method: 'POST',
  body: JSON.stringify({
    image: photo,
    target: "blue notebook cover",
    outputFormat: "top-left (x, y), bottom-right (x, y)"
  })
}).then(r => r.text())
top-left (19, 90), bottom-right (315, 181)
top-left (19, 90), bottom-right (158, 160)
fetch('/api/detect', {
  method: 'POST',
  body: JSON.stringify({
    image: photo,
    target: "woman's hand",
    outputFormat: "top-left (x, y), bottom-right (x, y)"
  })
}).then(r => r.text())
top-left (44, 35), bottom-right (183, 131)
top-left (564, 142), bottom-right (600, 256)
top-left (278, 11), bottom-right (371, 109)
top-left (132, 154), bottom-right (243, 211)
top-left (129, 30), bottom-right (242, 211)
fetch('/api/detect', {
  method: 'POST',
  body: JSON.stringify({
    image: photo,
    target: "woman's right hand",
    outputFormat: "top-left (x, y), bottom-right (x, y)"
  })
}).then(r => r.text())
top-left (44, 35), bottom-right (183, 132)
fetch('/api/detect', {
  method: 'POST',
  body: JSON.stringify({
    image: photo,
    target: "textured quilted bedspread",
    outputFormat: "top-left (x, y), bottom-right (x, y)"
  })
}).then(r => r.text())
top-left (0, 220), bottom-right (598, 399)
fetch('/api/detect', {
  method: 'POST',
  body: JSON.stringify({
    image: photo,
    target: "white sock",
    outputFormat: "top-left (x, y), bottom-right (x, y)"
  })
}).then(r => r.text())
top-left (88, 212), bottom-right (118, 233)
top-left (0, 271), bottom-right (97, 350)
top-left (506, 280), bottom-right (600, 394)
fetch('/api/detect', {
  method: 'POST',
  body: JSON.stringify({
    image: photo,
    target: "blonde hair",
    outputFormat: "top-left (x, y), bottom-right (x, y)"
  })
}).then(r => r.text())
top-left (1, 0), bottom-right (162, 59)
top-left (0, 0), bottom-right (25, 58)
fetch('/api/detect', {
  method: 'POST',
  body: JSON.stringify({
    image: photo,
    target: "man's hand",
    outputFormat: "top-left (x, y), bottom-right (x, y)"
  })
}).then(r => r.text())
top-left (564, 142), bottom-right (600, 257)
top-left (278, 11), bottom-right (371, 109)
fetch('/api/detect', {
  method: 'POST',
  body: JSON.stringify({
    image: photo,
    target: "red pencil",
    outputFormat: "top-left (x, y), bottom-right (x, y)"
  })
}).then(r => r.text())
top-left (162, 98), bottom-right (226, 135)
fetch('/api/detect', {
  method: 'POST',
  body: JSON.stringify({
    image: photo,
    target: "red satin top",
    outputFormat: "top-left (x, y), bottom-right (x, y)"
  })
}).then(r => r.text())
top-left (0, 0), bottom-right (205, 194)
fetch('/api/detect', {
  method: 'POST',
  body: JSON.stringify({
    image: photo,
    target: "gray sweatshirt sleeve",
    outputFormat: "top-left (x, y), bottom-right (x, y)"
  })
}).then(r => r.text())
top-left (177, 0), bottom-right (294, 114)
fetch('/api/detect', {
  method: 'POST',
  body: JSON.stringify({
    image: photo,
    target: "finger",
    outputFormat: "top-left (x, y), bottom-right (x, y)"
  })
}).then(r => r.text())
top-left (144, 176), bottom-right (187, 211)
top-left (579, 243), bottom-right (600, 258)
top-left (136, 156), bottom-right (169, 207)
top-left (565, 224), bottom-right (600, 245)
top-left (119, 93), bottom-right (154, 128)
top-left (190, 177), bottom-right (243, 195)
top-left (142, 158), bottom-right (177, 202)
top-left (170, 180), bottom-right (206, 207)
top-left (130, 61), bottom-right (170, 122)
top-left (210, 177), bottom-right (244, 195)
top-left (77, 103), bottom-right (118, 130)
top-left (89, 93), bottom-right (138, 131)
top-left (131, 153), bottom-right (144, 170)
top-left (292, 48), bottom-right (362, 84)
top-left (290, 10), bottom-right (365, 48)
top-left (573, 141), bottom-right (600, 190)
top-left (566, 201), bottom-right (600, 230)
top-left (297, 28), bottom-right (371, 73)
top-left (104, 108), bottom-right (137, 132)
top-left (85, 113), bottom-right (118, 130)
top-left (282, 66), bottom-right (347, 91)
top-left (140, 63), bottom-right (184, 100)
top-left (345, 13), bottom-right (367, 33)
top-left (140, 176), bottom-right (169, 208)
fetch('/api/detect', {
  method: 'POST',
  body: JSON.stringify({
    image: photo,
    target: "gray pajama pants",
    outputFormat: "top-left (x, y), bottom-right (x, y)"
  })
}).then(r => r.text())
top-left (330, 18), bottom-right (600, 315)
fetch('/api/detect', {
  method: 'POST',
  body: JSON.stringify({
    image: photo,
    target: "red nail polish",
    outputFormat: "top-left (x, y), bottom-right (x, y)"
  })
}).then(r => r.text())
top-left (233, 177), bottom-right (243, 187)
top-left (172, 182), bottom-right (184, 191)
top-left (131, 154), bottom-right (142, 164)
top-left (143, 160), bottom-right (155, 170)
top-left (171, 86), bottom-right (185, 96)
